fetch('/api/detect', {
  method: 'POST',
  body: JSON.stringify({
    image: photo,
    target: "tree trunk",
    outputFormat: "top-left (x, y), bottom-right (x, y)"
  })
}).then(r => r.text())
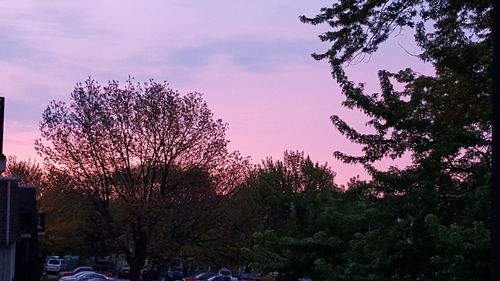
top-left (127, 232), bottom-right (148, 281)
top-left (129, 259), bottom-right (143, 281)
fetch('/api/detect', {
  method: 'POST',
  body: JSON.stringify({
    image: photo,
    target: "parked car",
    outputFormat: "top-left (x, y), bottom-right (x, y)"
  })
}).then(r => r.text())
top-left (117, 265), bottom-right (131, 279)
top-left (76, 273), bottom-right (110, 281)
top-left (93, 265), bottom-right (115, 278)
top-left (60, 271), bottom-right (110, 281)
top-left (207, 276), bottom-right (233, 281)
top-left (93, 260), bottom-right (116, 278)
top-left (218, 268), bottom-right (232, 277)
top-left (238, 273), bottom-right (276, 281)
top-left (159, 267), bottom-right (183, 281)
top-left (183, 272), bottom-right (216, 281)
top-left (59, 266), bottom-right (94, 278)
top-left (207, 269), bottom-right (236, 281)
top-left (237, 273), bottom-right (255, 281)
top-left (253, 273), bottom-right (277, 281)
top-left (61, 271), bottom-right (90, 281)
top-left (141, 266), bottom-right (160, 281)
top-left (45, 258), bottom-right (66, 275)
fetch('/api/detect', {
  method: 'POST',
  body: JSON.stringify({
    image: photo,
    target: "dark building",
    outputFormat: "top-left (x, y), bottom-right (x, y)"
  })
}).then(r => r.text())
top-left (15, 184), bottom-right (42, 281)
top-left (0, 97), bottom-right (42, 281)
top-left (0, 178), bottom-right (19, 281)
top-left (0, 178), bottom-right (42, 281)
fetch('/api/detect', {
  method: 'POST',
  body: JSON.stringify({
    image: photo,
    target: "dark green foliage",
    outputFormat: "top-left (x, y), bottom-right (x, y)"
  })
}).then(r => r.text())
top-left (5, 156), bottom-right (97, 256)
top-left (250, 1), bottom-right (491, 280)
top-left (249, 152), bottom-right (367, 280)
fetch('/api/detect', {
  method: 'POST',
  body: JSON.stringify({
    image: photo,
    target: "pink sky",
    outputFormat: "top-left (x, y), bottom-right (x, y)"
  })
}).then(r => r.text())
top-left (0, 1), bottom-right (433, 186)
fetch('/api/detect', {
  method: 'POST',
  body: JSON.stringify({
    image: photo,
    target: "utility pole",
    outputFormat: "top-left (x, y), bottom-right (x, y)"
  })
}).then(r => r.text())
top-left (0, 97), bottom-right (6, 174)
top-left (0, 97), bottom-right (14, 281)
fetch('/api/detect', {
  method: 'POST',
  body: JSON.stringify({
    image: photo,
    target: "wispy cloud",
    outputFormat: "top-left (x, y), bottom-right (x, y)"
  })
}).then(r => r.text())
top-left (0, 1), bottom-right (429, 184)
top-left (166, 39), bottom-right (313, 72)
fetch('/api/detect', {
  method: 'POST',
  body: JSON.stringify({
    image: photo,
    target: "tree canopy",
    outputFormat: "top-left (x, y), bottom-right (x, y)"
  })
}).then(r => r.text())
top-left (36, 78), bottom-right (247, 281)
top-left (250, 1), bottom-right (494, 279)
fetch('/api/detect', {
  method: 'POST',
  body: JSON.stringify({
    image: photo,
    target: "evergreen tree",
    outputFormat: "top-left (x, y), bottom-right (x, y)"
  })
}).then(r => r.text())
top-left (299, 0), bottom-right (491, 279)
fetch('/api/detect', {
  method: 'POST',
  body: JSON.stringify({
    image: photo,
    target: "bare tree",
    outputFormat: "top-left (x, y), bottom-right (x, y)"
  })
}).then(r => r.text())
top-left (5, 156), bottom-right (44, 187)
top-left (36, 77), bottom-right (247, 281)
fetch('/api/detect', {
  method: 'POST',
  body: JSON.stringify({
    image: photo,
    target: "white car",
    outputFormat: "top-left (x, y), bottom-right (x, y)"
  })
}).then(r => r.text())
top-left (45, 258), bottom-right (65, 275)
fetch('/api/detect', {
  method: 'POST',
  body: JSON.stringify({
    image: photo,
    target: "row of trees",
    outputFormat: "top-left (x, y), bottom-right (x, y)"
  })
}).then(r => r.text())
top-left (9, 143), bottom-right (489, 280)
top-left (6, 0), bottom-right (492, 280)
top-left (272, 0), bottom-right (491, 279)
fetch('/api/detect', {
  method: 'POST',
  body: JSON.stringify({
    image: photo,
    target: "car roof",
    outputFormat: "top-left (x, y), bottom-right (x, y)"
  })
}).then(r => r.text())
top-left (195, 272), bottom-right (216, 279)
top-left (72, 271), bottom-right (98, 277)
top-left (75, 272), bottom-right (106, 280)
top-left (76, 266), bottom-right (93, 270)
top-left (209, 276), bottom-right (232, 281)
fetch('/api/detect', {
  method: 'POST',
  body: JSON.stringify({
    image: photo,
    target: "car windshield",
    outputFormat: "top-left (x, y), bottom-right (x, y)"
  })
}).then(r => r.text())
top-left (75, 267), bottom-right (93, 273)
top-left (48, 260), bottom-right (61, 265)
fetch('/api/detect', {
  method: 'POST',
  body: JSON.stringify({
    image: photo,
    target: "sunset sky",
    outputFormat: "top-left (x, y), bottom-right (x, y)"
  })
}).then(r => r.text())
top-left (0, 1), bottom-right (433, 185)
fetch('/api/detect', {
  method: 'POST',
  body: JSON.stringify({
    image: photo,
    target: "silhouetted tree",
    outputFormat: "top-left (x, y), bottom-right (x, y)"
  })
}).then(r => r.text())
top-left (5, 156), bottom-right (96, 256)
top-left (300, 0), bottom-right (491, 279)
top-left (36, 78), bottom-right (246, 281)
top-left (5, 156), bottom-right (43, 191)
top-left (248, 152), bottom-right (356, 280)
